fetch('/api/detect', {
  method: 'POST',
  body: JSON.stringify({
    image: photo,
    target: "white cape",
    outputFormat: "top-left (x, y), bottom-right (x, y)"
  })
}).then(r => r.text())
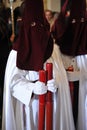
top-left (2, 45), bottom-right (75, 130)
top-left (46, 44), bottom-right (75, 130)
top-left (76, 55), bottom-right (87, 130)
top-left (2, 50), bottom-right (39, 130)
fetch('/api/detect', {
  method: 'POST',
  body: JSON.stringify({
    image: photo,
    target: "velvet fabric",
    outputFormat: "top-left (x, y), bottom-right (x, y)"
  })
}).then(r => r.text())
top-left (13, 0), bottom-right (53, 71)
top-left (52, 0), bottom-right (87, 56)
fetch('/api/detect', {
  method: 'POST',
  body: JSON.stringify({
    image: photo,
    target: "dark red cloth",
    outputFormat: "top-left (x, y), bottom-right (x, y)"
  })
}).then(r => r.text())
top-left (13, 0), bottom-right (53, 71)
top-left (70, 0), bottom-right (86, 20)
top-left (52, 0), bottom-right (87, 56)
top-left (57, 20), bottom-right (87, 56)
top-left (51, 0), bottom-right (69, 45)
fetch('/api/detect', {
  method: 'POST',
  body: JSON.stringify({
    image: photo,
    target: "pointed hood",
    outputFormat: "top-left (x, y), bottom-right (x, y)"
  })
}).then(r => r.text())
top-left (13, 0), bottom-right (53, 71)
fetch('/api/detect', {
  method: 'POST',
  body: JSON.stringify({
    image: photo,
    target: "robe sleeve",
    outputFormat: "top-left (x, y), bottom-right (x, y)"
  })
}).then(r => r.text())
top-left (5, 50), bottom-right (39, 106)
top-left (11, 75), bottom-right (35, 106)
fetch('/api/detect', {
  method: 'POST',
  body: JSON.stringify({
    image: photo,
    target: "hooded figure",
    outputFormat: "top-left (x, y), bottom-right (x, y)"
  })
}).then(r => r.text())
top-left (2, 0), bottom-right (55, 130)
top-left (52, 0), bottom-right (87, 130)
top-left (52, 0), bottom-right (87, 56)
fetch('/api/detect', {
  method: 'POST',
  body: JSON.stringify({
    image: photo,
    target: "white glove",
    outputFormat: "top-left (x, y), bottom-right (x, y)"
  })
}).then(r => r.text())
top-left (33, 81), bottom-right (48, 95)
top-left (47, 79), bottom-right (57, 93)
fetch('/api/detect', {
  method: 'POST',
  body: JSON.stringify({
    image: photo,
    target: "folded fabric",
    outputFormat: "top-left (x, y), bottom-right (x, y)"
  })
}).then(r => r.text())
top-left (33, 81), bottom-right (48, 95)
top-left (67, 71), bottom-right (80, 81)
top-left (47, 79), bottom-right (57, 93)
top-left (12, 82), bottom-right (34, 106)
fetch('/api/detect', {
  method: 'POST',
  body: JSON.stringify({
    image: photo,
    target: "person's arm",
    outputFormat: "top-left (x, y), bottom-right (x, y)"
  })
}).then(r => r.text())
top-left (5, 50), bottom-right (56, 106)
top-left (11, 69), bottom-right (48, 105)
top-left (5, 50), bottom-right (35, 106)
top-left (5, 50), bottom-right (48, 106)
top-left (11, 69), bottom-right (56, 105)
top-left (11, 70), bottom-right (37, 106)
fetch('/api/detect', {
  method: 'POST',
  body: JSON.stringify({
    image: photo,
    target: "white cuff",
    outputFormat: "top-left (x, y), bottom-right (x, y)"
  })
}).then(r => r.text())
top-left (33, 81), bottom-right (47, 95)
top-left (12, 83), bottom-right (34, 106)
top-left (47, 79), bottom-right (57, 93)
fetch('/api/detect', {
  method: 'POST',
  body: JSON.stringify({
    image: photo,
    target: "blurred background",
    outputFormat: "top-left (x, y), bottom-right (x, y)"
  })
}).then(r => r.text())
top-left (0, 0), bottom-right (61, 12)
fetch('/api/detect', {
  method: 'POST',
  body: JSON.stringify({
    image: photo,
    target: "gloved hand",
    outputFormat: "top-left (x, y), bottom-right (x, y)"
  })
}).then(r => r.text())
top-left (33, 81), bottom-right (48, 95)
top-left (47, 79), bottom-right (57, 93)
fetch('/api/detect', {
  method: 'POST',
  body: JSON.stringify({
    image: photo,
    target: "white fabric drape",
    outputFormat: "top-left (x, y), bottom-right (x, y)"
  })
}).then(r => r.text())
top-left (76, 55), bottom-right (87, 130)
top-left (2, 50), bottom-right (39, 130)
top-left (2, 50), bottom-right (24, 130)
top-left (2, 50), bottom-right (57, 130)
top-left (46, 44), bottom-right (75, 130)
top-left (2, 44), bottom-right (77, 130)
